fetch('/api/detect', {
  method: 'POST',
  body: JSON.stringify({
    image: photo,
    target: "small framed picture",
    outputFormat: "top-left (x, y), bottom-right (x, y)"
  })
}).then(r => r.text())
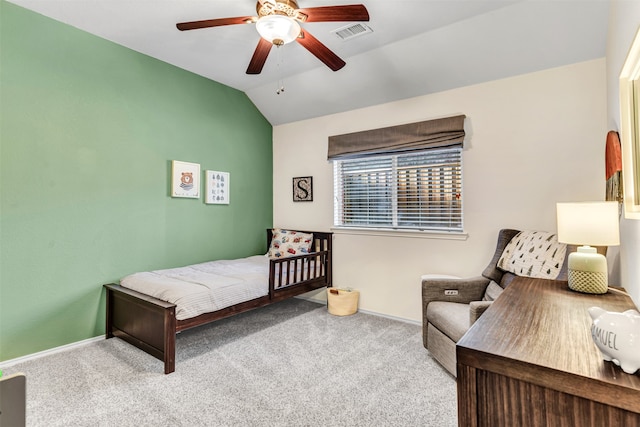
top-left (293, 176), bottom-right (313, 202)
top-left (205, 170), bottom-right (230, 204)
top-left (171, 160), bottom-right (200, 198)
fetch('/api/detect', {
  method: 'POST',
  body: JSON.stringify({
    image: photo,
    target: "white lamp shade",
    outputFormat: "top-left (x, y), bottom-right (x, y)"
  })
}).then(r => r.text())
top-left (556, 201), bottom-right (620, 246)
top-left (255, 15), bottom-right (301, 45)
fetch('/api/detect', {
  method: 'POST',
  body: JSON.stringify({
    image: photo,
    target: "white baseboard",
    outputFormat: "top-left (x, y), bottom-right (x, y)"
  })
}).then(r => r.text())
top-left (295, 295), bottom-right (421, 326)
top-left (0, 336), bottom-right (103, 370)
top-left (357, 308), bottom-right (421, 326)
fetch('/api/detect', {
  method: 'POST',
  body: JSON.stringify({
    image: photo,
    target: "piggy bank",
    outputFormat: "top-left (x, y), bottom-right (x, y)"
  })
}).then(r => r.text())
top-left (588, 306), bottom-right (640, 374)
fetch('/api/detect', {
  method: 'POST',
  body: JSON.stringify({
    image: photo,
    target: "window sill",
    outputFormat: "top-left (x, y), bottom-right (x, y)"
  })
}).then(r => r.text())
top-left (330, 227), bottom-right (468, 240)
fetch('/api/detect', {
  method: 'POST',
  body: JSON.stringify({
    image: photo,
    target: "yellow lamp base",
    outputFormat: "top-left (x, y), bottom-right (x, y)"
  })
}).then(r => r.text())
top-left (568, 270), bottom-right (608, 294)
top-left (567, 246), bottom-right (609, 294)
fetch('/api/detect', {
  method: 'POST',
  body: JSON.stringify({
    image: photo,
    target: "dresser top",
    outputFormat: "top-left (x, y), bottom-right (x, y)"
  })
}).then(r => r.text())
top-left (457, 277), bottom-right (640, 412)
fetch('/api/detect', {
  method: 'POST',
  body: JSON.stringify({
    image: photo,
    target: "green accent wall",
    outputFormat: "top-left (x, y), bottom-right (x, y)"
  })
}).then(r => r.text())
top-left (0, 2), bottom-right (273, 361)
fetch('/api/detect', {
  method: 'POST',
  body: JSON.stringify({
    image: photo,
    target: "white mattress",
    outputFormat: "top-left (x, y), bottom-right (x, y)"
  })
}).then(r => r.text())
top-left (121, 255), bottom-right (270, 320)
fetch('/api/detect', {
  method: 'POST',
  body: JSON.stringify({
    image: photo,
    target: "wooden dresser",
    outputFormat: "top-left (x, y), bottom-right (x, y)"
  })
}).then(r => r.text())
top-left (456, 277), bottom-right (640, 426)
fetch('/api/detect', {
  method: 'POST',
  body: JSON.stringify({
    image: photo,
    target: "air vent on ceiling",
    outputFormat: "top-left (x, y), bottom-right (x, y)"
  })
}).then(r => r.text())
top-left (331, 23), bottom-right (373, 41)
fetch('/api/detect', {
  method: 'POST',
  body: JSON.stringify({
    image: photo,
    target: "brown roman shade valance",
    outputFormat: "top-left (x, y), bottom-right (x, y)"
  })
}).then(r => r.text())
top-left (327, 114), bottom-right (466, 160)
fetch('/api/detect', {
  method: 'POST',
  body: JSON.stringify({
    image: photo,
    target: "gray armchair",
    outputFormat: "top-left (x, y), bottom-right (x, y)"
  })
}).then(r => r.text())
top-left (422, 228), bottom-right (603, 376)
top-left (421, 229), bottom-right (520, 376)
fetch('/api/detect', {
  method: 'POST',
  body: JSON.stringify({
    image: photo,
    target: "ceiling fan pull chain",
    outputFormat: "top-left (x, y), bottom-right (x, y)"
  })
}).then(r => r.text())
top-left (276, 45), bottom-right (285, 95)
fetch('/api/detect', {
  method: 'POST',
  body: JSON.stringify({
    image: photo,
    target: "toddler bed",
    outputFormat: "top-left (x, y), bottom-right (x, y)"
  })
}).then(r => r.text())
top-left (104, 229), bottom-right (332, 374)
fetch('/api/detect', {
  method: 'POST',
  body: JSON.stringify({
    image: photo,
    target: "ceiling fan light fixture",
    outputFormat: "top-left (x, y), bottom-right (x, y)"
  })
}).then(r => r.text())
top-left (255, 15), bottom-right (301, 46)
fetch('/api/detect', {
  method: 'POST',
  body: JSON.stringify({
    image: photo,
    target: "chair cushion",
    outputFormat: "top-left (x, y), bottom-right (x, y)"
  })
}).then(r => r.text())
top-left (500, 272), bottom-right (518, 288)
top-left (469, 301), bottom-right (493, 324)
top-left (427, 301), bottom-right (470, 343)
top-left (482, 281), bottom-right (503, 301)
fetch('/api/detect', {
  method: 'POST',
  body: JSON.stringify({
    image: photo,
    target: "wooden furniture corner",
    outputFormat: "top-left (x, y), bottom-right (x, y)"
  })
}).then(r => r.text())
top-left (456, 277), bottom-right (640, 426)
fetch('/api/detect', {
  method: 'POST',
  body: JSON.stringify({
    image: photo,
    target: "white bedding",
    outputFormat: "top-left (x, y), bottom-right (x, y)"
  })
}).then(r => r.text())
top-left (121, 255), bottom-right (270, 320)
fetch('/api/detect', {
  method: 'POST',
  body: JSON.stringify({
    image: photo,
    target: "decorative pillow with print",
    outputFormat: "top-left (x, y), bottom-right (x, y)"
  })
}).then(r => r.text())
top-left (268, 229), bottom-right (314, 259)
top-left (497, 231), bottom-right (566, 279)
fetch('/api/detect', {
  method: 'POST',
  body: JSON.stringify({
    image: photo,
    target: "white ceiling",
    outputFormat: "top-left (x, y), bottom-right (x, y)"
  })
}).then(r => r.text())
top-left (7, 0), bottom-right (609, 125)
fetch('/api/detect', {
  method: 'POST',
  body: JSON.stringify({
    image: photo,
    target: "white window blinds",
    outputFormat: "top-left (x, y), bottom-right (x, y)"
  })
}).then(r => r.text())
top-left (334, 148), bottom-right (463, 232)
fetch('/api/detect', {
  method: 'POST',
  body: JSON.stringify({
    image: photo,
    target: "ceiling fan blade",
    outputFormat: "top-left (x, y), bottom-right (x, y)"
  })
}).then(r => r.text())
top-left (246, 38), bottom-right (273, 74)
top-left (177, 16), bottom-right (256, 31)
top-left (296, 30), bottom-right (346, 72)
top-left (298, 5), bottom-right (369, 23)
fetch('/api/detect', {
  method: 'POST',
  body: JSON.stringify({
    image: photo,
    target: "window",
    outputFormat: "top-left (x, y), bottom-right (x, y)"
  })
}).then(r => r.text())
top-left (333, 148), bottom-right (463, 232)
top-left (328, 114), bottom-right (466, 232)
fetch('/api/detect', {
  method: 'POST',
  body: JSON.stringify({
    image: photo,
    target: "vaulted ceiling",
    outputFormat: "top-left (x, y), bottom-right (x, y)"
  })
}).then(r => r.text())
top-left (7, 0), bottom-right (609, 125)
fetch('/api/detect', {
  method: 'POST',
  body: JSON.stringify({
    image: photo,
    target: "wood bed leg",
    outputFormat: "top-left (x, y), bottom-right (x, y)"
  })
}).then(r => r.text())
top-left (105, 285), bottom-right (115, 339)
top-left (164, 308), bottom-right (176, 374)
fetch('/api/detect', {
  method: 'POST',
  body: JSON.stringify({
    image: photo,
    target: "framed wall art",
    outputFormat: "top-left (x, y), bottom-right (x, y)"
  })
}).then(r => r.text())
top-left (293, 176), bottom-right (313, 202)
top-left (205, 170), bottom-right (230, 204)
top-left (171, 160), bottom-right (201, 199)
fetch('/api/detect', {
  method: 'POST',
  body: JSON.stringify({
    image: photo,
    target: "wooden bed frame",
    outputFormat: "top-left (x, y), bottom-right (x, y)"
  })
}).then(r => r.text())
top-left (104, 230), bottom-right (332, 374)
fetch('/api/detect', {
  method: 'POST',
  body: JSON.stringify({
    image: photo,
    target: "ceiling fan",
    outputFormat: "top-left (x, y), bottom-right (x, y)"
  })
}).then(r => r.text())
top-left (176, 0), bottom-right (369, 75)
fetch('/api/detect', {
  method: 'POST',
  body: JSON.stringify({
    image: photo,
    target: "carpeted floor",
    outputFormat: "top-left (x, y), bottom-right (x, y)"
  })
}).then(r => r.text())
top-left (3, 299), bottom-right (457, 426)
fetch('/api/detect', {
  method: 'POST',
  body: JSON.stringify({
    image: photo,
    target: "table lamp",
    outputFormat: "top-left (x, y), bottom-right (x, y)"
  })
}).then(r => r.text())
top-left (556, 201), bottom-right (620, 294)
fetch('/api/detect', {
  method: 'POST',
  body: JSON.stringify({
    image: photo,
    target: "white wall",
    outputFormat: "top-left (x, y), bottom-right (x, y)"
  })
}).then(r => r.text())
top-left (273, 59), bottom-right (607, 322)
top-left (607, 1), bottom-right (640, 307)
